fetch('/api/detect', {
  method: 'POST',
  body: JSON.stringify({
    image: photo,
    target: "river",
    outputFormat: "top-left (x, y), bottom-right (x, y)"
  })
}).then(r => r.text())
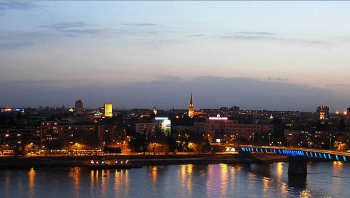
top-left (0, 162), bottom-right (349, 198)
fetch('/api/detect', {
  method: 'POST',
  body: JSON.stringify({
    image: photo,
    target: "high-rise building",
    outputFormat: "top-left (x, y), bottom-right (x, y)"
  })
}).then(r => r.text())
top-left (104, 103), bottom-right (113, 118)
top-left (75, 100), bottom-right (83, 115)
top-left (316, 103), bottom-right (329, 120)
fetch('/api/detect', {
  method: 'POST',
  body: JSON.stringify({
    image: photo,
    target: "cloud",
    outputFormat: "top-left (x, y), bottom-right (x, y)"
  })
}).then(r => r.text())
top-left (267, 77), bottom-right (289, 82)
top-left (220, 32), bottom-right (329, 45)
top-left (0, 2), bottom-right (37, 12)
top-left (0, 32), bottom-right (52, 50)
top-left (187, 34), bottom-right (205, 38)
top-left (0, 41), bottom-right (33, 49)
top-left (236, 32), bottom-right (278, 36)
top-left (0, 76), bottom-right (337, 111)
top-left (325, 84), bottom-right (350, 88)
top-left (123, 23), bottom-right (159, 27)
top-left (40, 22), bottom-right (102, 35)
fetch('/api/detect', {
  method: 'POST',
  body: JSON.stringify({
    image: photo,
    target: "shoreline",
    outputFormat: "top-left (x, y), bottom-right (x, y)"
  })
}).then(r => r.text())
top-left (0, 153), bottom-right (331, 169)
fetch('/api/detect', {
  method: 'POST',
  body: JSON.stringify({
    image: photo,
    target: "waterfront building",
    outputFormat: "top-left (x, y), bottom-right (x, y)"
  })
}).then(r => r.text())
top-left (40, 121), bottom-right (125, 148)
top-left (135, 117), bottom-right (171, 135)
top-left (194, 115), bottom-right (272, 143)
top-left (0, 128), bottom-right (41, 148)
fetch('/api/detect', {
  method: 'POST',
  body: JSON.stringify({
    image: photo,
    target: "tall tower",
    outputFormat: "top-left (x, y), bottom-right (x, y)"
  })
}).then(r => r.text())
top-left (104, 103), bottom-right (113, 118)
top-left (320, 103), bottom-right (325, 120)
top-left (188, 94), bottom-right (194, 118)
top-left (75, 100), bottom-right (83, 115)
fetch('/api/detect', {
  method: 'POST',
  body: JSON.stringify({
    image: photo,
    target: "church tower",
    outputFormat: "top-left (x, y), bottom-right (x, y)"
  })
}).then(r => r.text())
top-left (188, 94), bottom-right (194, 118)
top-left (153, 106), bottom-right (157, 116)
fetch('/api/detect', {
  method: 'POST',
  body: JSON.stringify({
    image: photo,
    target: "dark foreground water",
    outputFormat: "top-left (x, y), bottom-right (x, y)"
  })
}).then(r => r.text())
top-left (0, 162), bottom-right (349, 198)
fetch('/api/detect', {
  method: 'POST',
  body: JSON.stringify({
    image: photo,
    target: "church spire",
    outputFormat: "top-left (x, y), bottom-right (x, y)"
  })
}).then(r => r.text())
top-left (190, 93), bottom-right (193, 105)
top-left (189, 93), bottom-right (194, 118)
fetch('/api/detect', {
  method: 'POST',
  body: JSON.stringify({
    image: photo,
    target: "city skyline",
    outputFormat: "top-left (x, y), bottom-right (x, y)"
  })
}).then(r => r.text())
top-left (1, 2), bottom-right (350, 111)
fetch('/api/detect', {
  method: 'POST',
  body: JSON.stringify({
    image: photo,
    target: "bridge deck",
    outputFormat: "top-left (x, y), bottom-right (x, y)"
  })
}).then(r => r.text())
top-left (240, 146), bottom-right (350, 161)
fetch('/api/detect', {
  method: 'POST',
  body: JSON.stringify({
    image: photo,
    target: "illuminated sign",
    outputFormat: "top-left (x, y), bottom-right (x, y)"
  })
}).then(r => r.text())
top-left (209, 117), bottom-right (228, 120)
top-left (155, 117), bottom-right (169, 120)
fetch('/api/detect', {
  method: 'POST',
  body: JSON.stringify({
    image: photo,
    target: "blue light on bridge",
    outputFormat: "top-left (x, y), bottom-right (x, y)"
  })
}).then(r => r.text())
top-left (328, 154), bottom-right (331, 160)
top-left (306, 152), bottom-right (309, 156)
top-left (242, 148), bottom-right (245, 151)
top-left (336, 155), bottom-right (339, 161)
top-left (265, 149), bottom-right (267, 153)
top-left (278, 150), bottom-right (281, 154)
top-left (319, 153), bottom-right (322, 158)
top-left (323, 153), bottom-right (327, 159)
top-left (260, 148), bottom-right (263, 152)
top-left (343, 156), bottom-right (347, 162)
top-left (274, 149), bottom-right (276, 153)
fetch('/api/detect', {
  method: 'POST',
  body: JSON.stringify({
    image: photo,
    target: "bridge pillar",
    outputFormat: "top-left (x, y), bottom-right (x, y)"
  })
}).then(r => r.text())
top-left (237, 148), bottom-right (252, 159)
top-left (288, 155), bottom-right (307, 175)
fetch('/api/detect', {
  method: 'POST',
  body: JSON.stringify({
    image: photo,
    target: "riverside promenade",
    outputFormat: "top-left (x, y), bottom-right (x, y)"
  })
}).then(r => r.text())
top-left (0, 152), bottom-right (290, 169)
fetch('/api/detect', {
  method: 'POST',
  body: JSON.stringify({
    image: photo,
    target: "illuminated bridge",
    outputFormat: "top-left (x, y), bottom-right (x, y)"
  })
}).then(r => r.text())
top-left (240, 146), bottom-right (349, 162)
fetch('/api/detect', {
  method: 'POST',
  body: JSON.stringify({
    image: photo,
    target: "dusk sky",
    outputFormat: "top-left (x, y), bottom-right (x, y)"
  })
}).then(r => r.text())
top-left (1, 1), bottom-right (350, 112)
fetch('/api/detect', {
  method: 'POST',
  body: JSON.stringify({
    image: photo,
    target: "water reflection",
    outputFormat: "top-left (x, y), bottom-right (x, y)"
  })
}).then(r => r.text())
top-left (288, 175), bottom-right (306, 191)
top-left (249, 164), bottom-right (272, 178)
top-left (186, 164), bottom-right (193, 195)
top-left (69, 167), bottom-right (82, 197)
top-left (28, 168), bottom-right (35, 198)
top-left (0, 162), bottom-right (348, 197)
top-left (114, 169), bottom-right (129, 197)
top-left (220, 164), bottom-right (228, 197)
top-left (101, 169), bottom-right (106, 197)
top-left (179, 164), bottom-right (194, 197)
top-left (276, 162), bottom-right (283, 178)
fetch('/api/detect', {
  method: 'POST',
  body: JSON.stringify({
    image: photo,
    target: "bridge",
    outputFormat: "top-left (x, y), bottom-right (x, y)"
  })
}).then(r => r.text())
top-left (239, 146), bottom-right (350, 175)
top-left (240, 146), bottom-right (349, 162)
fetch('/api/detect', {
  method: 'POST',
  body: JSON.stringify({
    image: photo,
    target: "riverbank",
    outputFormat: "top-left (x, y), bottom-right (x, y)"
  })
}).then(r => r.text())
top-left (0, 153), bottom-right (330, 169)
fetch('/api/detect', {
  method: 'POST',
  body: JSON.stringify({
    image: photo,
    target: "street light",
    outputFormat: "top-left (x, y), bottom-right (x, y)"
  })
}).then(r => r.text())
top-left (269, 133), bottom-right (271, 146)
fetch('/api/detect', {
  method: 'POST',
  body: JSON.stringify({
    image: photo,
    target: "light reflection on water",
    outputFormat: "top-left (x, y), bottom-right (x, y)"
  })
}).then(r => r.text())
top-left (0, 162), bottom-right (350, 197)
top-left (28, 168), bottom-right (35, 198)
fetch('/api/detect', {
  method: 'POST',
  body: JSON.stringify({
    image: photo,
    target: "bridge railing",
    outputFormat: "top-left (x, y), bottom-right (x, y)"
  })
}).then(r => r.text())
top-left (239, 145), bottom-right (349, 162)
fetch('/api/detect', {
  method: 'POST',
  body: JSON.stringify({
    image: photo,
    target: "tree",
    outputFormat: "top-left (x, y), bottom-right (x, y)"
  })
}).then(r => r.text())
top-left (44, 139), bottom-right (64, 156)
top-left (128, 137), bottom-right (146, 153)
top-left (103, 146), bottom-right (122, 154)
top-left (45, 139), bottom-right (64, 150)
top-left (71, 130), bottom-right (99, 149)
top-left (13, 145), bottom-right (26, 157)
